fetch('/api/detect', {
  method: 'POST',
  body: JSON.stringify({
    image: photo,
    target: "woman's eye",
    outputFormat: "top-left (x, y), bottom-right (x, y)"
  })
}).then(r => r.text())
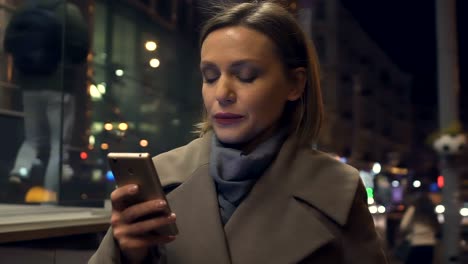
top-left (238, 74), bottom-right (257, 83)
top-left (237, 68), bottom-right (259, 83)
top-left (202, 69), bottom-right (220, 83)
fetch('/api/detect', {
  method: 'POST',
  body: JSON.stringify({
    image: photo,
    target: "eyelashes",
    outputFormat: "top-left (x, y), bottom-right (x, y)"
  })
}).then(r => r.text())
top-left (236, 67), bottom-right (259, 83)
top-left (202, 68), bottom-right (220, 83)
top-left (201, 66), bottom-right (261, 84)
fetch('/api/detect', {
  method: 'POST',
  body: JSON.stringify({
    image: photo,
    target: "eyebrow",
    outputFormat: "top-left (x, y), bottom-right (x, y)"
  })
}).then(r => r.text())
top-left (200, 61), bottom-right (216, 69)
top-left (200, 59), bottom-right (261, 69)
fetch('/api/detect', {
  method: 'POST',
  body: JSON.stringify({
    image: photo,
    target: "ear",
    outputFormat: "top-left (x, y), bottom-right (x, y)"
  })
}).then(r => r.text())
top-left (287, 67), bottom-right (307, 101)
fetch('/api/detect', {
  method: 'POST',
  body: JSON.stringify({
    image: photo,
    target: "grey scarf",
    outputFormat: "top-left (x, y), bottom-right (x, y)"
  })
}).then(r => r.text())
top-left (210, 130), bottom-right (287, 225)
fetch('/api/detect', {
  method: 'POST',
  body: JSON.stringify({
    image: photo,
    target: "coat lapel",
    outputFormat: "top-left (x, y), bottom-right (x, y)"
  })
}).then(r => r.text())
top-left (225, 188), bottom-right (336, 264)
top-left (224, 136), bottom-right (359, 264)
top-left (164, 164), bottom-right (231, 264)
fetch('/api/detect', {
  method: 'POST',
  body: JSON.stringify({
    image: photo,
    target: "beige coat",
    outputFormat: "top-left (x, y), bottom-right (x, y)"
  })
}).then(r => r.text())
top-left (89, 132), bottom-right (388, 264)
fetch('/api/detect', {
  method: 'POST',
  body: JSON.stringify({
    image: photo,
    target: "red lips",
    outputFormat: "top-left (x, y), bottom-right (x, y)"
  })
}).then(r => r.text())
top-left (213, 112), bottom-right (244, 125)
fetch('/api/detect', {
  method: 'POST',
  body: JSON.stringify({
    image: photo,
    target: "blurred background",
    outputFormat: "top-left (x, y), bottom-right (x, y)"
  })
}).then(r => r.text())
top-left (0, 0), bottom-right (466, 263)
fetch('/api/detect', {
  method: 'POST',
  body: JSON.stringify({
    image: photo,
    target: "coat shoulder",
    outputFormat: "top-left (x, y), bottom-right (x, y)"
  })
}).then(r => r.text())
top-left (291, 148), bottom-right (362, 226)
top-left (152, 135), bottom-right (211, 188)
top-left (294, 148), bottom-right (360, 188)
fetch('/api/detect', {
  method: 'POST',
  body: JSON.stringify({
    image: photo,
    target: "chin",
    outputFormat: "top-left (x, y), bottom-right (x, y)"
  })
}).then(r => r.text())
top-left (213, 127), bottom-right (250, 145)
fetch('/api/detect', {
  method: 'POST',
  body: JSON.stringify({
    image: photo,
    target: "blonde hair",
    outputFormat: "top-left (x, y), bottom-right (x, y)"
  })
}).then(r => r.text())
top-left (196, 1), bottom-right (323, 146)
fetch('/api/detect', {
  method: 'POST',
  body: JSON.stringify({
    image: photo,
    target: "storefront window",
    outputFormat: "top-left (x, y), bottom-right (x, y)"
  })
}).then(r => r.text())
top-left (0, 0), bottom-right (201, 207)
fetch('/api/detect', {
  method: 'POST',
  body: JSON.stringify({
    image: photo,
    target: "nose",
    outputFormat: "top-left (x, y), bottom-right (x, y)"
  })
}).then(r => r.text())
top-left (215, 76), bottom-right (236, 105)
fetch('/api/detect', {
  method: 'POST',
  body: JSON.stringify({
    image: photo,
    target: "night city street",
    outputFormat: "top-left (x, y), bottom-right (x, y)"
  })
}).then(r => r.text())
top-left (0, 0), bottom-right (467, 263)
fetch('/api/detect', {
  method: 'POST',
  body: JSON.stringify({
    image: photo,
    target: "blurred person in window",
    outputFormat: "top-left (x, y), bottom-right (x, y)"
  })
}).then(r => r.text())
top-left (399, 192), bottom-right (440, 264)
top-left (90, 2), bottom-right (387, 263)
top-left (3, 0), bottom-right (88, 196)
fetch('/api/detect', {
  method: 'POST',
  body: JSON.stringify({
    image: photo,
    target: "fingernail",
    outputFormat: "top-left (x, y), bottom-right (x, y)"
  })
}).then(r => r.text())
top-left (128, 185), bottom-right (138, 193)
top-left (157, 200), bottom-right (166, 207)
top-left (168, 213), bottom-right (176, 219)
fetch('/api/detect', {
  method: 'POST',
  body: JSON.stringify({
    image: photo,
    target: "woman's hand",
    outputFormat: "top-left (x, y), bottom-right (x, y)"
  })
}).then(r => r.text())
top-left (110, 184), bottom-right (177, 263)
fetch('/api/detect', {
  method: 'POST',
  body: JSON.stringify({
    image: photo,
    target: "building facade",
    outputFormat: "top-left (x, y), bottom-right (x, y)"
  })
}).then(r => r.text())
top-left (298, 0), bottom-right (413, 170)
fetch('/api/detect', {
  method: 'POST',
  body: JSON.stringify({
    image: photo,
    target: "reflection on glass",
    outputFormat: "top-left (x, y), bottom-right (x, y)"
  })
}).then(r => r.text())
top-left (149, 58), bottom-right (160, 68)
top-left (139, 139), bottom-right (149, 147)
top-left (0, 0), bottom-right (201, 207)
top-left (1, 0), bottom-right (89, 203)
top-left (145, 41), bottom-right (157, 51)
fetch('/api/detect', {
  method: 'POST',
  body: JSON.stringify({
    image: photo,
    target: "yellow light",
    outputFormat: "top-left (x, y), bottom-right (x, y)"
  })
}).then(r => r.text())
top-left (25, 186), bottom-right (57, 203)
top-left (89, 84), bottom-right (102, 99)
top-left (118, 122), bottom-right (128, 131)
top-left (389, 167), bottom-right (409, 175)
top-left (140, 139), bottom-right (149, 147)
top-left (149, 58), bottom-right (160, 68)
top-left (97, 83), bottom-right (106, 94)
top-left (145, 41), bottom-right (157, 51)
top-left (101, 143), bottom-right (109, 150)
top-left (104, 123), bottom-right (113, 131)
top-left (88, 135), bottom-right (95, 145)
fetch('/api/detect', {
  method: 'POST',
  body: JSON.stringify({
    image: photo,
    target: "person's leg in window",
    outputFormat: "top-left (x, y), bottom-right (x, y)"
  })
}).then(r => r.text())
top-left (60, 92), bottom-right (76, 181)
top-left (10, 91), bottom-right (48, 183)
top-left (43, 91), bottom-right (75, 194)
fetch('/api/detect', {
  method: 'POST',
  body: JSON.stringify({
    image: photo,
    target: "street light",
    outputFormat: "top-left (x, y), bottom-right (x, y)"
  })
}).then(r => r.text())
top-left (372, 162), bottom-right (381, 174)
top-left (413, 180), bottom-right (421, 188)
top-left (115, 69), bottom-right (124, 76)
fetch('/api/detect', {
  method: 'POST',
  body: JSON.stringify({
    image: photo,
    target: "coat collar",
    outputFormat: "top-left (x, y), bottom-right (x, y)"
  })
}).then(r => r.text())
top-left (158, 132), bottom-right (360, 263)
top-left (155, 132), bottom-right (211, 187)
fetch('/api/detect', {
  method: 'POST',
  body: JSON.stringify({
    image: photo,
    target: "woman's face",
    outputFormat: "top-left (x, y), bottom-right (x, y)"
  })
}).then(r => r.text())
top-left (200, 26), bottom-right (304, 148)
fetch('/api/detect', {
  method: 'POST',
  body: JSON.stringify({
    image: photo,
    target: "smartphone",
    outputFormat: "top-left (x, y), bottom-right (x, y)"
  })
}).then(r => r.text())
top-left (107, 152), bottom-right (178, 236)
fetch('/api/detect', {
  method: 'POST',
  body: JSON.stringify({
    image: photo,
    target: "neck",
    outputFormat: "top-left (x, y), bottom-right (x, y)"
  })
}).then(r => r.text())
top-left (224, 122), bottom-right (285, 154)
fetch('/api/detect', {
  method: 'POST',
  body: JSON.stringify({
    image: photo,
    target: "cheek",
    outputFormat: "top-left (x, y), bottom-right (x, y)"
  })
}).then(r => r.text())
top-left (248, 91), bottom-right (286, 120)
top-left (202, 87), bottom-right (212, 108)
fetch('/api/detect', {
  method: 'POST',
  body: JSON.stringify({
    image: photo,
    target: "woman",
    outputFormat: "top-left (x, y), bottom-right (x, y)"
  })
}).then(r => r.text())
top-left (399, 193), bottom-right (440, 264)
top-left (90, 2), bottom-right (387, 263)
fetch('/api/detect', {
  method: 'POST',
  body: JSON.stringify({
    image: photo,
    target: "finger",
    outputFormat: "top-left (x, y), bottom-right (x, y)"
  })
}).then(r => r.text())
top-left (111, 184), bottom-right (139, 211)
top-left (121, 213), bottom-right (176, 236)
top-left (110, 211), bottom-right (123, 227)
top-left (111, 199), bottom-right (168, 226)
top-left (118, 235), bottom-right (176, 250)
top-left (121, 199), bottom-right (168, 223)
